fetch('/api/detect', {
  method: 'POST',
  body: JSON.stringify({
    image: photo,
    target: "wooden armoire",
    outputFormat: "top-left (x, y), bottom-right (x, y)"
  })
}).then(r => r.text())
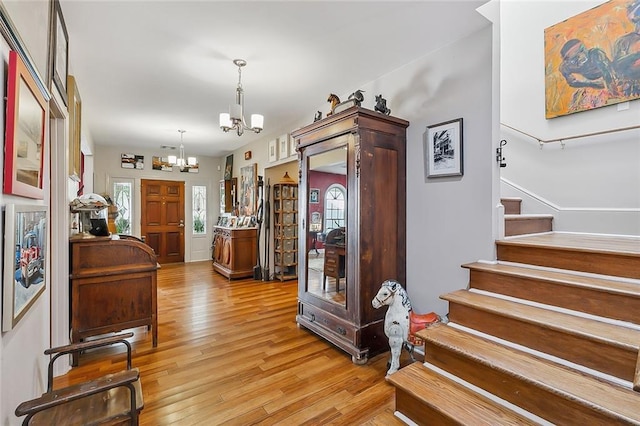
top-left (292, 106), bottom-right (408, 363)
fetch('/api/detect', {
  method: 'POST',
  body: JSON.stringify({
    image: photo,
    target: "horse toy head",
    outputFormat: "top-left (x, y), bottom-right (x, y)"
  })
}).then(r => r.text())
top-left (372, 279), bottom-right (411, 311)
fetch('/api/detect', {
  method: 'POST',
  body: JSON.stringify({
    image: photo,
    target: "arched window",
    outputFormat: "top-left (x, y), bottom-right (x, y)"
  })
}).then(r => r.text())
top-left (324, 184), bottom-right (346, 232)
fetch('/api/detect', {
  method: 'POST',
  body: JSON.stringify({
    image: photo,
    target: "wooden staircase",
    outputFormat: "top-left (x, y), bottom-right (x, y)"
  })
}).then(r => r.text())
top-left (502, 197), bottom-right (553, 236)
top-left (387, 232), bottom-right (640, 425)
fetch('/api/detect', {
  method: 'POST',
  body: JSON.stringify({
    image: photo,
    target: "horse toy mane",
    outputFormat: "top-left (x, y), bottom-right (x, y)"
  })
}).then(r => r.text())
top-left (380, 279), bottom-right (411, 311)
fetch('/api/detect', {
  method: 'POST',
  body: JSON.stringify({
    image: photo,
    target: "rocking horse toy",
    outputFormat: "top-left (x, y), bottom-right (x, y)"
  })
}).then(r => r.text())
top-left (372, 279), bottom-right (441, 375)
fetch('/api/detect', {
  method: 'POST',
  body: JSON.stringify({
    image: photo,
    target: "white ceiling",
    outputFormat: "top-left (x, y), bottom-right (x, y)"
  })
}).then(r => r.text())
top-left (60, 1), bottom-right (490, 158)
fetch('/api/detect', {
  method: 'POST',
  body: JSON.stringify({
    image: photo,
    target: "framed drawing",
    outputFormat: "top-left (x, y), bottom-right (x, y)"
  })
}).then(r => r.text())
top-left (268, 140), bottom-right (277, 163)
top-left (52, 0), bottom-right (68, 105)
top-left (3, 204), bottom-right (48, 331)
top-left (3, 51), bottom-right (48, 199)
top-left (278, 135), bottom-right (288, 160)
top-left (544, 1), bottom-right (640, 118)
top-left (68, 75), bottom-right (82, 181)
top-left (424, 118), bottom-right (463, 178)
top-left (239, 163), bottom-right (257, 216)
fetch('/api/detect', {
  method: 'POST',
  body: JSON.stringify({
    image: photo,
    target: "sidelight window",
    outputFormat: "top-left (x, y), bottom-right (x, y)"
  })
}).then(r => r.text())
top-left (192, 185), bottom-right (207, 234)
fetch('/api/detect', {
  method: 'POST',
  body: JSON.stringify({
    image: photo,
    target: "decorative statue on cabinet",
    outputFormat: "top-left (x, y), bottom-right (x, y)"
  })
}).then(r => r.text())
top-left (348, 89), bottom-right (365, 107)
top-left (374, 94), bottom-right (391, 115)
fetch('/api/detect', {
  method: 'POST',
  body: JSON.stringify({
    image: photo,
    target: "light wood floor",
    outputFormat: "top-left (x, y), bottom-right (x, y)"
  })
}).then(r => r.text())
top-left (54, 261), bottom-right (408, 425)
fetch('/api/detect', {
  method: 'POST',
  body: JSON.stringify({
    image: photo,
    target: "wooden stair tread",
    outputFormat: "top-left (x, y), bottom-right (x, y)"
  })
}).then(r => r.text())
top-left (498, 232), bottom-right (640, 256)
top-left (386, 362), bottom-right (540, 425)
top-left (463, 262), bottom-right (640, 297)
top-left (442, 289), bottom-right (640, 349)
top-left (416, 324), bottom-right (640, 422)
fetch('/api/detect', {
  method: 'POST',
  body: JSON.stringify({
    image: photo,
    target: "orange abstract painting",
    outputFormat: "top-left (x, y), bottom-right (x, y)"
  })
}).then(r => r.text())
top-left (545, 0), bottom-right (640, 118)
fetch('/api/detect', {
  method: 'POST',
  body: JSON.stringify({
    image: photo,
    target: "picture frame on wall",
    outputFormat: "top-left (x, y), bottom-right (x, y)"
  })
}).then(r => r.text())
top-left (67, 75), bottom-right (82, 181)
top-left (278, 135), bottom-right (288, 160)
top-left (152, 156), bottom-right (173, 171)
top-left (289, 134), bottom-right (297, 158)
top-left (224, 154), bottom-right (233, 180)
top-left (309, 188), bottom-right (320, 204)
top-left (3, 51), bottom-right (48, 199)
top-left (424, 118), bottom-right (463, 178)
top-left (121, 153), bottom-right (144, 169)
top-left (3, 204), bottom-right (48, 331)
top-left (268, 140), bottom-right (277, 162)
top-left (239, 163), bottom-right (257, 216)
top-left (544, 1), bottom-right (640, 118)
top-left (52, 0), bottom-right (68, 106)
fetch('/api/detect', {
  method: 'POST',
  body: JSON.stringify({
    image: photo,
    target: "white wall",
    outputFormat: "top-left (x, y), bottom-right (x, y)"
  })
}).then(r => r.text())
top-left (0, 2), bottom-right (59, 422)
top-left (396, 26), bottom-right (495, 315)
top-left (500, 0), bottom-right (640, 235)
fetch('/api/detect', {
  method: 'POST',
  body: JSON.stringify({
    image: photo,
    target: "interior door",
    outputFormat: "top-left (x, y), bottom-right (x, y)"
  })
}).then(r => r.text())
top-left (141, 179), bottom-right (185, 264)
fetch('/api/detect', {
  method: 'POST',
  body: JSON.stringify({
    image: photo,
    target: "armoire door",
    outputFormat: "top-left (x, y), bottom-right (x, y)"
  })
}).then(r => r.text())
top-left (141, 179), bottom-right (185, 264)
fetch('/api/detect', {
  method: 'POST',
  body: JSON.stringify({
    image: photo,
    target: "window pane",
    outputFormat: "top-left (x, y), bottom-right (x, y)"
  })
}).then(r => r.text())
top-left (193, 185), bottom-right (207, 234)
top-left (324, 185), bottom-right (345, 232)
top-left (113, 182), bottom-right (132, 235)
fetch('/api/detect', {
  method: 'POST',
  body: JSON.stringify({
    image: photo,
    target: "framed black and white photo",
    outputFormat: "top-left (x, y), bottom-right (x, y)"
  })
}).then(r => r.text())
top-left (425, 118), bottom-right (463, 178)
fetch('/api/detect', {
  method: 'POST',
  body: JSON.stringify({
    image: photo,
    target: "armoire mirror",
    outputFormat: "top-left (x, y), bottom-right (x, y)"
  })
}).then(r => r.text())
top-left (304, 145), bottom-right (347, 306)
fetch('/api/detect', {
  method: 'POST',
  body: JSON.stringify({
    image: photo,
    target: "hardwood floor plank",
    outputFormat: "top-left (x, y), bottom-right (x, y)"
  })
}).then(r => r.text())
top-left (54, 261), bottom-right (405, 425)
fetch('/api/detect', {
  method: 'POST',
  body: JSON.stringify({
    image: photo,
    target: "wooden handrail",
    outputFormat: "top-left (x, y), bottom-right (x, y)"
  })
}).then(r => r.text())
top-left (501, 123), bottom-right (640, 145)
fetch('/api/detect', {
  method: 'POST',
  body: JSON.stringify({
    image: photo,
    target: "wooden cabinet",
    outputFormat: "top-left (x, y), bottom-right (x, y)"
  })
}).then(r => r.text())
top-left (212, 226), bottom-right (257, 279)
top-left (292, 106), bottom-right (408, 364)
top-left (69, 236), bottom-right (159, 366)
top-left (273, 182), bottom-right (298, 281)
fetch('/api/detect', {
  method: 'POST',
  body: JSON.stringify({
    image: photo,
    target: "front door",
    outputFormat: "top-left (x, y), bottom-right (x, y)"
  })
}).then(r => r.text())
top-left (141, 179), bottom-right (185, 264)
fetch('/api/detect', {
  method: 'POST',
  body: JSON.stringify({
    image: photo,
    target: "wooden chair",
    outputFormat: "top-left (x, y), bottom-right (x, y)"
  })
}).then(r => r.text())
top-left (15, 332), bottom-right (143, 425)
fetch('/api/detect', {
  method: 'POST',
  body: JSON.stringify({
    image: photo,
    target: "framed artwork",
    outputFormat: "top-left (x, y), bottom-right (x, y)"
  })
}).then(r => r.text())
top-left (309, 188), bottom-right (320, 204)
top-left (239, 163), bottom-right (257, 216)
top-left (121, 153), bottom-right (144, 169)
top-left (52, 0), bottom-right (68, 106)
top-left (224, 154), bottom-right (233, 180)
top-left (244, 151), bottom-right (252, 160)
top-left (544, 1), bottom-right (640, 118)
top-left (424, 118), bottom-right (463, 178)
top-left (268, 139), bottom-right (277, 162)
top-left (152, 156), bottom-right (173, 171)
top-left (3, 204), bottom-right (47, 331)
top-left (67, 75), bottom-right (82, 181)
top-left (278, 135), bottom-right (288, 160)
top-left (289, 134), bottom-right (297, 158)
top-left (180, 163), bottom-right (199, 173)
top-left (3, 51), bottom-right (48, 199)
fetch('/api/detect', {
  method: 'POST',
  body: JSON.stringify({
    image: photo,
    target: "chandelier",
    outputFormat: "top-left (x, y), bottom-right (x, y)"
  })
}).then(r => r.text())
top-left (168, 129), bottom-right (197, 169)
top-left (219, 59), bottom-right (264, 136)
